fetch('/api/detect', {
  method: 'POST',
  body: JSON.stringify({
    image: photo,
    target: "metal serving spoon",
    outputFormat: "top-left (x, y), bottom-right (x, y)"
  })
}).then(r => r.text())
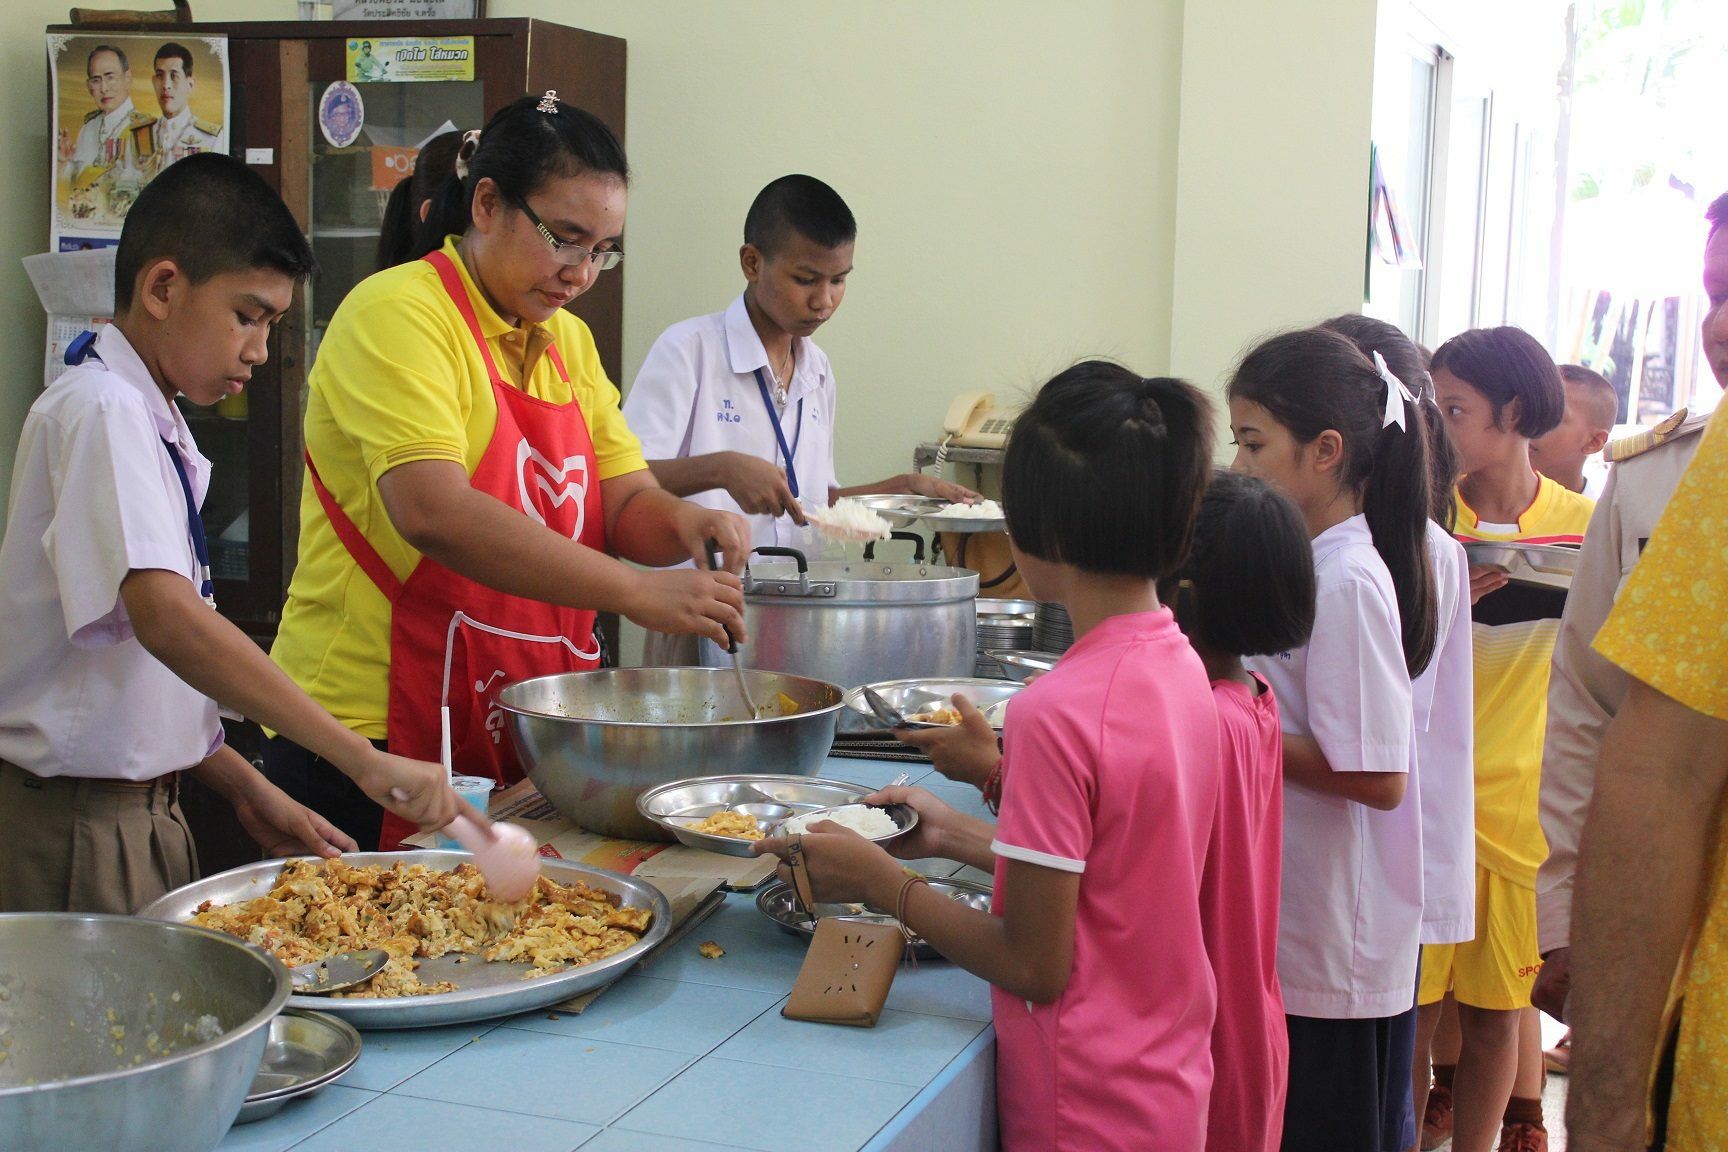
top-left (290, 949), bottom-right (389, 995)
top-left (861, 684), bottom-right (908, 728)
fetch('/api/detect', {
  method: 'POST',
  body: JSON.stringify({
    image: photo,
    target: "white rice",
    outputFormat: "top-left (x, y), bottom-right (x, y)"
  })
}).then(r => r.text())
top-left (933, 499), bottom-right (1003, 519)
top-left (781, 804), bottom-right (898, 838)
top-left (803, 498), bottom-right (892, 539)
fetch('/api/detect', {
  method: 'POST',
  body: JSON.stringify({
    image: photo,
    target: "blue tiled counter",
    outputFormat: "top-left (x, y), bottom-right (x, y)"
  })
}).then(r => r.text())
top-left (216, 758), bottom-right (1000, 1152)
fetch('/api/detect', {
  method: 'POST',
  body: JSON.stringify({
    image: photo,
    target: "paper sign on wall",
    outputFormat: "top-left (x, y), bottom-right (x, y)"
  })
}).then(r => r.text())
top-left (346, 36), bottom-right (475, 83)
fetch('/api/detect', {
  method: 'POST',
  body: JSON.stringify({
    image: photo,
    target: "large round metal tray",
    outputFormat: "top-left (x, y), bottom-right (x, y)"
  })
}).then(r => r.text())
top-left (1463, 541), bottom-right (1580, 591)
top-left (138, 852), bottom-right (671, 1029)
top-left (843, 677), bottom-right (1024, 730)
top-left (920, 510), bottom-right (1006, 534)
top-left (636, 774), bottom-right (916, 858)
top-left (235, 1009), bottom-right (361, 1123)
top-left (755, 874), bottom-right (993, 960)
top-left (845, 494), bottom-right (947, 529)
top-left (985, 649), bottom-right (1061, 682)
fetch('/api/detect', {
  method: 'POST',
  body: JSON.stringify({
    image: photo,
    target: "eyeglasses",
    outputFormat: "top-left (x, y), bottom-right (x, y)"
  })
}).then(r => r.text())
top-left (512, 197), bottom-right (623, 270)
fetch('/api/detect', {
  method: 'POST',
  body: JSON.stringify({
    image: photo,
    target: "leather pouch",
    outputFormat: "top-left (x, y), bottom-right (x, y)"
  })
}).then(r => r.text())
top-left (781, 916), bottom-right (901, 1027)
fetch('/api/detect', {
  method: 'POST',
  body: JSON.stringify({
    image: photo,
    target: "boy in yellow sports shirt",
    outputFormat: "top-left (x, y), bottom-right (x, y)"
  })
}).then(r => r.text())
top-left (1419, 326), bottom-right (1593, 1152)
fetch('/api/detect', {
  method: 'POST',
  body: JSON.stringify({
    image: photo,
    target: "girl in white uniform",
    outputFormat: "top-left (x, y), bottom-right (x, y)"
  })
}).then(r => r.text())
top-left (1227, 326), bottom-right (1440, 1152)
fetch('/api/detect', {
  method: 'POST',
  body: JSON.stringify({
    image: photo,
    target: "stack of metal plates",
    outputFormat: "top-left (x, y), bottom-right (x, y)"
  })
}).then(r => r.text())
top-left (1033, 602), bottom-right (1075, 653)
top-left (976, 598), bottom-right (1037, 676)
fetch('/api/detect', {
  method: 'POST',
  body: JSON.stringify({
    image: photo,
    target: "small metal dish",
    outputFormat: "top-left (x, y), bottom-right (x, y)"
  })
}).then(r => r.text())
top-left (842, 677), bottom-right (1025, 730)
top-left (755, 875), bottom-right (994, 959)
top-left (986, 649), bottom-right (1061, 683)
top-left (845, 494), bottom-right (948, 529)
top-left (637, 775), bottom-right (914, 858)
top-left (920, 509), bottom-right (1007, 534)
top-left (1463, 541), bottom-right (1581, 591)
top-left (233, 1009), bottom-right (361, 1124)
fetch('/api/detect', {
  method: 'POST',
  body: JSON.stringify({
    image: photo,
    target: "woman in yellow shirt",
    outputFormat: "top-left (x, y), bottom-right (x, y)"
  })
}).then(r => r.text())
top-left (268, 93), bottom-right (748, 850)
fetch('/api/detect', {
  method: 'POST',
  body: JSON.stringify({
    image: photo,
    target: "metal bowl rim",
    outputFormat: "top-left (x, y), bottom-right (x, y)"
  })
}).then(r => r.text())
top-left (496, 667), bottom-right (847, 728)
top-left (0, 912), bottom-right (291, 1099)
top-left (841, 677), bottom-right (1025, 728)
top-left (243, 1008), bottom-right (362, 1105)
top-left (755, 872), bottom-right (994, 937)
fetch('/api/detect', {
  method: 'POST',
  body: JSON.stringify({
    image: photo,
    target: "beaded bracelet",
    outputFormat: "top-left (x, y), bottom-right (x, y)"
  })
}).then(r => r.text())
top-left (982, 758), bottom-right (1005, 815)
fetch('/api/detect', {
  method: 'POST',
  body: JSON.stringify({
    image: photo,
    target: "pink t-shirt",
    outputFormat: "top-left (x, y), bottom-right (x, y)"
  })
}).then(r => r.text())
top-left (990, 609), bottom-right (1221, 1152)
top-left (1202, 675), bottom-right (1288, 1152)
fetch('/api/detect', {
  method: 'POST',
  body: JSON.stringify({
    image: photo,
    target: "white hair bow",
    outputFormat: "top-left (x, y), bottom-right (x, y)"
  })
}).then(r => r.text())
top-left (1374, 351), bottom-right (1417, 432)
top-left (454, 128), bottom-right (482, 180)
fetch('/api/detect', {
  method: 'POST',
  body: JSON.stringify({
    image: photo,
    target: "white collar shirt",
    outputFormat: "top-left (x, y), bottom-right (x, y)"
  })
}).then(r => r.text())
top-left (1412, 521), bottom-right (1476, 944)
top-left (0, 324), bottom-right (220, 779)
top-left (622, 294), bottom-right (839, 554)
top-left (1245, 514), bottom-right (1424, 1018)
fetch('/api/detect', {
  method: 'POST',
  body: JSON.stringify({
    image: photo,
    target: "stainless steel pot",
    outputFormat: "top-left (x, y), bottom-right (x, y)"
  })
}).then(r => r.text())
top-left (715, 539), bottom-right (979, 709)
top-left (498, 667), bottom-right (845, 840)
top-left (0, 913), bottom-right (291, 1152)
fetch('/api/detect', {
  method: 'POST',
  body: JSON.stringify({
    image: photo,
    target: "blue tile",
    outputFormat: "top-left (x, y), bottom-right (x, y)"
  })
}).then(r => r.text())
top-left (646, 925), bottom-right (809, 995)
top-left (713, 1007), bottom-right (986, 1086)
top-left (918, 781), bottom-right (998, 825)
top-left (900, 856), bottom-right (966, 878)
top-left (339, 1021), bottom-right (498, 1092)
top-left (393, 1028), bottom-right (691, 1125)
top-left (884, 963), bottom-right (994, 1023)
top-left (615, 1058), bottom-right (916, 1152)
top-left (290, 1095), bottom-right (596, 1152)
top-left (949, 865), bottom-right (994, 888)
top-left (578, 1131), bottom-right (746, 1151)
top-left (503, 974), bottom-right (779, 1055)
top-left (215, 1084), bottom-right (376, 1151)
top-left (814, 761), bottom-right (931, 791)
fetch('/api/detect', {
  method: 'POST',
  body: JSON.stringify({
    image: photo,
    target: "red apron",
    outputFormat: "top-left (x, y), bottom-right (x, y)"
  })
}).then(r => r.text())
top-left (306, 250), bottom-right (606, 849)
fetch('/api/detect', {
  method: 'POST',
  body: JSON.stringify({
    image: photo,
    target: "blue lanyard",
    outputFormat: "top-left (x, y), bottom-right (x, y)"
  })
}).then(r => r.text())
top-left (161, 438), bottom-right (216, 607)
top-left (752, 367), bottom-right (804, 499)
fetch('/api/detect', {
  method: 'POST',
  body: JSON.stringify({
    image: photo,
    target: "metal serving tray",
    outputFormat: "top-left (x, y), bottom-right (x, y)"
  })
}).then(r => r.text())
top-left (755, 874), bottom-right (993, 960)
top-left (843, 677), bottom-right (1024, 730)
top-left (1463, 541), bottom-right (1581, 591)
top-left (636, 774), bottom-right (916, 858)
top-left (235, 1009), bottom-right (361, 1123)
top-left (138, 852), bottom-right (671, 1030)
top-left (845, 494), bottom-right (948, 529)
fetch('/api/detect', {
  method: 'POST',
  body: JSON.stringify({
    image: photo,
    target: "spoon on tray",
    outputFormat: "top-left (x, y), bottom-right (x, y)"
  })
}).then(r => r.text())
top-left (290, 949), bottom-right (389, 995)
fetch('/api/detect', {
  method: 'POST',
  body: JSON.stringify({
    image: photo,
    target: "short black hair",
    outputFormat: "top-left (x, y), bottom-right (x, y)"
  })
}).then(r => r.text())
top-left (743, 175), bottom-right (856, 257)
top-left (115, 152), bottom-right (316, 311)
top-left (1170, 470), bottom-right (1316, 658)
top-left (1559, 363), bottom-right (1619, 431)
top-left (1429, 326), bottom-right (1565, 438)
top-left (1003, 361), bottom-right (1213, 580)
top-left (1708, 191), bottom-right (1728, 240)
top-left (87, 44), bottom-right (128, 73)
top-left (153, 42), bottom-right (194, 75)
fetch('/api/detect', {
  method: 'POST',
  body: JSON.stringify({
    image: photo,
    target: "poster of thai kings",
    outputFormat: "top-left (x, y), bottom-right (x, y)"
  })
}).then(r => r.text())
top-left (47, 33), bottom-right (230, 251)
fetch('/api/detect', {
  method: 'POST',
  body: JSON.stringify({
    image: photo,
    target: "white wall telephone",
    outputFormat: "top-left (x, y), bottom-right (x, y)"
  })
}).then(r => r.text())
top-left (941, 390), bottom-right (1019, 449)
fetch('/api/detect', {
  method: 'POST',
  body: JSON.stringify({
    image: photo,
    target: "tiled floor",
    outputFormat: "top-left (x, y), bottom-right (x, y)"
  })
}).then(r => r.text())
top-left (214, 758), bottom-right (996, 1152)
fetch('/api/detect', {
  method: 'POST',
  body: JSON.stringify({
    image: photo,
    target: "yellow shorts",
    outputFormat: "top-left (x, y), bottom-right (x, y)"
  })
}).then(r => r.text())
top-left (1418, 866), bottom-right (1541, 1011)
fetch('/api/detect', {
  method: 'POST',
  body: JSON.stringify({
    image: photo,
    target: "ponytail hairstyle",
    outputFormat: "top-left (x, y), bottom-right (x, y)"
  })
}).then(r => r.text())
top-left (377, 130), bottom-right (463, 270)
top-left (1003, 360), bottom-right (1213, 581)
top-left (1226, 328), bottom-right (1438, 677)
top-left (412, 94), bottom-right (629, 261)
top-left (1168, 470), bottom-right (1317, 659)
top-left (1320, 313), bottom-right (1459, 529)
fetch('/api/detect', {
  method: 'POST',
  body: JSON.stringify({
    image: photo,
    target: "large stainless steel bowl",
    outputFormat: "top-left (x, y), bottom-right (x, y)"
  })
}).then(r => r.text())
top-left (499, 667), bottom-right (846, 840)
top-left (0, 913), bottom-right (291, 1152)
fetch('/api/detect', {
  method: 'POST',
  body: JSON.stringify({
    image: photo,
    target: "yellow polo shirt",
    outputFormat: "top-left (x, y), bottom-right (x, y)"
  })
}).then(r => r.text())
top-left (1594, 410), bottom-right (1727, 1152)
top-left (270, 236), bottom-right (646, 736)
top-left (1454, 475), bottom-right (1594, 886)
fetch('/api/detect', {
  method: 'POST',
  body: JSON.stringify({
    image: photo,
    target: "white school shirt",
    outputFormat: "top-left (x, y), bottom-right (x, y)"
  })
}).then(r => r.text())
top-left (1245, 514), bottom-right (1423, 1019)
top-left (1412, 521), bottom-right (1476, 945)
top-left (0, 324), bottom-right (221, 779)
top-left (622, 294), bottom-right (840, 553)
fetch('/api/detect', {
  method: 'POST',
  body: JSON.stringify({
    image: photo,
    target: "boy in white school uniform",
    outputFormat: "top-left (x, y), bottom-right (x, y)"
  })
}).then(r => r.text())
top-left (622, 175), bottom-right (974, 664)
top-left (0, 154), bottom-right (456, 916)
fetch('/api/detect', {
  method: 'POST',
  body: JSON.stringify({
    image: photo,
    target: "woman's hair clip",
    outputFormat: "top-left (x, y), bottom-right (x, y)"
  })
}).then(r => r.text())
top-left (537, 90), bottom-right (560, 114)
top-left (1373, 350), bottom-right (1417, 432)
top-left (454, 128), bottom-right (482, 180)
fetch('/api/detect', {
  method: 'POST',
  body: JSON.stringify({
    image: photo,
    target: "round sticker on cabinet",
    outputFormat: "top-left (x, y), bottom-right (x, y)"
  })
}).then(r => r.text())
top-left (318, 81), bottom-right (365, 149)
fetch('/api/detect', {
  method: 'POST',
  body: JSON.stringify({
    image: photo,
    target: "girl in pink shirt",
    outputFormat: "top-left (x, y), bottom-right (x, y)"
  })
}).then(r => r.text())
top-left (757, 360), bottom-right (1220, 1151)
top-left (1169, 470), bottom-right (1317, 1152)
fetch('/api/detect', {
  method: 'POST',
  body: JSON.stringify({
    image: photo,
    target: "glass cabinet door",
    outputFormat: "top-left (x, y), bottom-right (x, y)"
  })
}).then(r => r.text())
top-left (305, 78), bottom-right (484, 369)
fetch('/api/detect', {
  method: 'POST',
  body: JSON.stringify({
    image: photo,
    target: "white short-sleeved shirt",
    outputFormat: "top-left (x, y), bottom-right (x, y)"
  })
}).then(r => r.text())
top-left (0, 324), bottom-right (221, 779)
top-left (1246, 514), bottom-right (1423, 1019)
top-left (622, 294), bottom-right (840, 553)
top-left (1413, 522), bottom-right (1476, 945)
